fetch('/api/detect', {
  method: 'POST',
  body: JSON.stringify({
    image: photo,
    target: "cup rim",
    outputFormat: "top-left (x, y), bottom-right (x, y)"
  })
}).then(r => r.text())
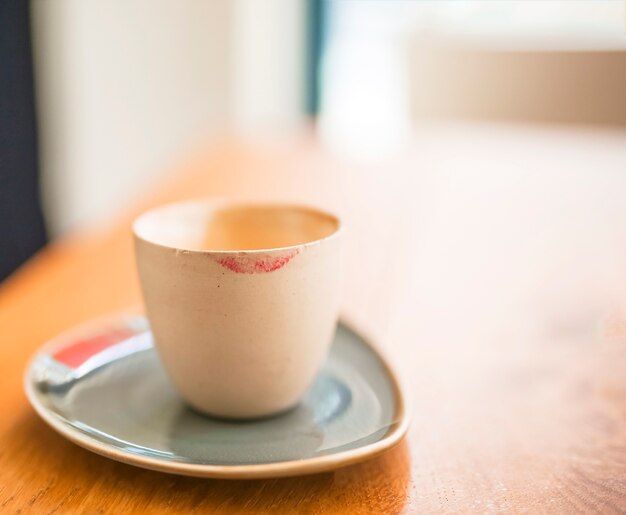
top-left (132, 198), bottom-right (343, 254)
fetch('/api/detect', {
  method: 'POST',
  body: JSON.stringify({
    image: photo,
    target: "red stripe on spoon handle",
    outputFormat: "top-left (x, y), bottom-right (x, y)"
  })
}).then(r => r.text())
top-left (52, 328), bottom-right (139, 368)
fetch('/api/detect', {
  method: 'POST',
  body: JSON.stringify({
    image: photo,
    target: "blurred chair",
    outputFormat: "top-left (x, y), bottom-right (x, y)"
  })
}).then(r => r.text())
top-left (410, 40), bottom-right (626, 126)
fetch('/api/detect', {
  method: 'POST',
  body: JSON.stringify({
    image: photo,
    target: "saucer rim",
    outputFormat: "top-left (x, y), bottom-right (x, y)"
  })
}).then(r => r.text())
top-left (24, 315), bottom-right (409, 479)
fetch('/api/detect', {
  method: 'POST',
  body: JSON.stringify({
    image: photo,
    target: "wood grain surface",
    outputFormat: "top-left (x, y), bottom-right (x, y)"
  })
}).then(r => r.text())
top-left (1, 124), bottom-right (626, 513)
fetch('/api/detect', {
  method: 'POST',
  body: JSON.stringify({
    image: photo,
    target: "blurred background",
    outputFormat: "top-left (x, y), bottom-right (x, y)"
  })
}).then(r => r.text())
top-left (1, 0), bottom-right (625, 281)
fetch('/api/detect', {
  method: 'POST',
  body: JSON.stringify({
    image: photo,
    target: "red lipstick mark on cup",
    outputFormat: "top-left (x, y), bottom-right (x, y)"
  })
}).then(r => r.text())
top-left (215, 249), bottom-right (301, 274)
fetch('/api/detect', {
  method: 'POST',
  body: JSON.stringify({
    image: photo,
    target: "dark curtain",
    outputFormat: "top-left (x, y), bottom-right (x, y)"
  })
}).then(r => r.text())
top-left (0, 0), bottom-right (47, 281)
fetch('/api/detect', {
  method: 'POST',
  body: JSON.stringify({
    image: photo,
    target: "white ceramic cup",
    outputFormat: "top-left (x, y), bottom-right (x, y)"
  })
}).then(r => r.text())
top-left (133, 200), bottom-right (342, 419)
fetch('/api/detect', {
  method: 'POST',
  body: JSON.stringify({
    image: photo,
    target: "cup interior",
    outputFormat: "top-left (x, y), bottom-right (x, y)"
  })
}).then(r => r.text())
top-left (133, 201), bottom-right (340, 252)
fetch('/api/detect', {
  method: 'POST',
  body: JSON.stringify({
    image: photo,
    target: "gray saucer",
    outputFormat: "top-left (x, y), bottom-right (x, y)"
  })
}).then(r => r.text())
top-left (25, 316), bottom-right (408, 478)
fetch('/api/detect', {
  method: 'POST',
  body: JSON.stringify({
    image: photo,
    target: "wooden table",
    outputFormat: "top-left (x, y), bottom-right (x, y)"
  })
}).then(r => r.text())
top-left (1, 123), bottom-right (626, 513)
